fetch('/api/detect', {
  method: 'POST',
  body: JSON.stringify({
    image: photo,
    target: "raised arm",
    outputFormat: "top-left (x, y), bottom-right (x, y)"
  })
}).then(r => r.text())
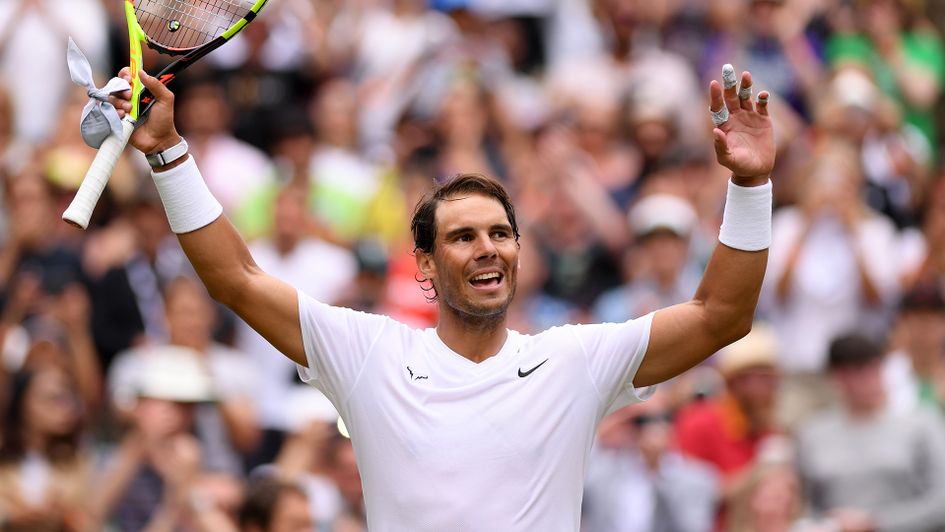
top-left (634, 69), bottom-right (775, 387)
top-left (113, 71), bottom-right (305, 366)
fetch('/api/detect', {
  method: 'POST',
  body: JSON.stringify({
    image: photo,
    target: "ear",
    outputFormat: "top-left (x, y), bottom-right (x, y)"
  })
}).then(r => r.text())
top-left (416, 249), bottom-right (436, 282)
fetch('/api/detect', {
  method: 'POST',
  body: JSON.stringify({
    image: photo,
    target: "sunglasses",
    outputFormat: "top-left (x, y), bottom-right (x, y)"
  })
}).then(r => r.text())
top-left (630, 412), bottom-right (673, 428)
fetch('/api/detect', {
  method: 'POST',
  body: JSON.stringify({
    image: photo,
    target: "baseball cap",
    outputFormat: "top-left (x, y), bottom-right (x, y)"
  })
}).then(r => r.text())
top-left (628, 194), bottom-right (697, 238)
top-left (717, 323), bottom-right (778, 377)
top-left (135, 345), bottom-right (215, 403)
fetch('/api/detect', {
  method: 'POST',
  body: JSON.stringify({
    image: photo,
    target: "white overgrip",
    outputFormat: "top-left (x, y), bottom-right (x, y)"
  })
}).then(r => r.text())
top-left (62, 117), bottom-right (135, 229)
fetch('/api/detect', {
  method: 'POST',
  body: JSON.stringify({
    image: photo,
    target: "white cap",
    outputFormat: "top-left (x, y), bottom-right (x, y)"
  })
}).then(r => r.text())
top-left (629, 194), bottom-right (697, 238)
top-left (716, 322), bottom-right (778, 377)
top-left (832, 68), bottom-right (878, 112)
top-left (135, 345), bottom-right (215, 403)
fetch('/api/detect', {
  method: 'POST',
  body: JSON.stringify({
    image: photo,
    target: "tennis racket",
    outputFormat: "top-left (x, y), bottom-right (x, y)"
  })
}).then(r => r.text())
top-left (62, 0), bottom-right (268, 229)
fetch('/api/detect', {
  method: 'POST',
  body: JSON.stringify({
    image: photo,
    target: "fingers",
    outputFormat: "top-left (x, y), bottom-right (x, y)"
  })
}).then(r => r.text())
top-left (712, 128), bottom-right (731, 164)
top-left (738, 71), bottom-right (753, 111)
top-left (721, 64), bottom-right (741, 114)
top-left (138, 70), bottom-right (174, 102)
top-left (757, 90), bottom-right (770, 116)
top-left (709, 80), bottom-right (729, 128)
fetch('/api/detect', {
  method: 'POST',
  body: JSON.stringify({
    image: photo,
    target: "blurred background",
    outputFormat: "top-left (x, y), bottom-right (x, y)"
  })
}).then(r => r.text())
top-left (1, 0), bottom-right (945, 530)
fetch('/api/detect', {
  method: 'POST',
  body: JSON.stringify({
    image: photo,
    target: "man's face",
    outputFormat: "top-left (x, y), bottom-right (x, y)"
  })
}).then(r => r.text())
top-left (833, 359), bottom-right (886, 413)
top-left (267, 491), bottom-right (314, 532)
top-left (417, 193), bottom-right (519, 320)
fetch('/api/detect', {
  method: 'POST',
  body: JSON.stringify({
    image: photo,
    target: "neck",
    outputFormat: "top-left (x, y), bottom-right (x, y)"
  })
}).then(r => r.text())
top-left (22, 430), bottom-right (45, 454)
top-left (171, 336), bottom-right (210, 353)
top-left (846, 400), bottom-right (883, 419)
top-left (275, 236), bottom-right (298, 256)
top-left (436, 307), bottom-right (508, 363)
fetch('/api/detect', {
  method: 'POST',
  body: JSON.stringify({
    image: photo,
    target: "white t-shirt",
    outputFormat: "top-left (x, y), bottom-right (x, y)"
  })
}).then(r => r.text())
top-left (295, 291), bottom-right (654, 531)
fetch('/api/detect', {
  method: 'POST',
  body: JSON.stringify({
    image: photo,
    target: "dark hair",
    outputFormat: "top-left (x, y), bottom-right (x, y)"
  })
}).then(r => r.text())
top-left (827, 333), bottom-right (884, 370)
top-left (0, 369), bottom-right (82, 466)
top-left (238, 476), bottom-right (308, 531)
top-left (410, 173), bottom-right (520, 254)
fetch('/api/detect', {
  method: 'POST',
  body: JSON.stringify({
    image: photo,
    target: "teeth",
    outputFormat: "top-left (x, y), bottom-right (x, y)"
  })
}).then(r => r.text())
top-left (471, 272), bottom-right (501, 281)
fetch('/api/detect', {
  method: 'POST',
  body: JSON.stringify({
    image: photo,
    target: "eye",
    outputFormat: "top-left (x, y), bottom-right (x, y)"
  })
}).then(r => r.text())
top-left (491, 230), bottom-right (510, 240)
top-left (457, 234), bottom-right (474, 242)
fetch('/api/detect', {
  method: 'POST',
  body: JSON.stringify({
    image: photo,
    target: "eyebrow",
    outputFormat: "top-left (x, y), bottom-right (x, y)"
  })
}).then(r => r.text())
top-left (442, 223), bottom-right (513, 241)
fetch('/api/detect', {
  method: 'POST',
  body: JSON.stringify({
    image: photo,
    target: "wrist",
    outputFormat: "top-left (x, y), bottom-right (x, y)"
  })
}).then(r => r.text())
top-left (152, 153), bottom-right (190, 173)
top-left (149, 134), bottom-right (184, 154)
top-left (731, 174), bottom-right (770, 187)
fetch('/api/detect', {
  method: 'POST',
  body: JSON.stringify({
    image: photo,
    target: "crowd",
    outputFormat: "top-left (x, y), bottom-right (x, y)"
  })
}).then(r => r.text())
top-left (1, 0), bottom-right (945, 530)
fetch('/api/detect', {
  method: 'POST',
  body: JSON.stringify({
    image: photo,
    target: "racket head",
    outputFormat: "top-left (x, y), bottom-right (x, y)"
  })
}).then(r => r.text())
top-left (133, 0), bottom-right (265, 55)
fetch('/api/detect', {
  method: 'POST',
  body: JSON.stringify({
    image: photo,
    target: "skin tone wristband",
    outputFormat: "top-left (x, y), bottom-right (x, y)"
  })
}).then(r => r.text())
top-left (718, 178), bottom-right (772, 251)
top-left (151, 155), bottom-right (223, 234)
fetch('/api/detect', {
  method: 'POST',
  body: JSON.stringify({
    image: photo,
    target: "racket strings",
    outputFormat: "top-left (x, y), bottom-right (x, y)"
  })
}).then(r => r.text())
top-left (135, 0), bottom-right (250, 51)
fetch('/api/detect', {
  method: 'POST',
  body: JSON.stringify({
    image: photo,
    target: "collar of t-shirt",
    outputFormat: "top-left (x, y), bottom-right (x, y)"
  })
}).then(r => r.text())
top-left (420, 328), bottom-right (525, 382)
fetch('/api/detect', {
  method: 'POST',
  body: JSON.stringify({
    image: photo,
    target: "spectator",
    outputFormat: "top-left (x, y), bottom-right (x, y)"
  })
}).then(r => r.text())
top-left (235, 185), bottom-right (356, 468)
top-left (594, 193), bottom-right (702, 323)
top-left (94, 348), bottom-right (243, 530)
top-left (675, 323), bottom-right (782, 525)
top-left (884, 281), bottom-right (945, 411)
top-left (762, 138), bottom-right (900, 428)
top-left (795, 333), bottom-right (945, 532)
top-left (583, 389), bottom-right (717, 532)
top-left (176, 78), bottom-right (277, 239)
top-left (110, 277), bottom-right (260, 476)
top-left (238, 476), bottom-right (314, 532)
top-left (826, 0), bottom-right (945, 150)
top-left (0, 368), bottom-right (92, 531)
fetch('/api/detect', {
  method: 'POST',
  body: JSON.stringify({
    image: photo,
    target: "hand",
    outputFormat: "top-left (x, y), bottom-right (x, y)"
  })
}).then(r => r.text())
top-left (709, 69), bottom-right (775, 186)
top-left (109, 68), bottom-right (181, 155)
top-left (830, 508), bottom-right (877, 532)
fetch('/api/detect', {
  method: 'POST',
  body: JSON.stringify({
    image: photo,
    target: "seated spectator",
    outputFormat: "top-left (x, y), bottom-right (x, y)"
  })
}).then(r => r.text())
top-left (238, 476), bottom-right (314, 532)
top-left (884, 281), bottom-right (945, 412)
top-left (795, 333), bottom-right (945, 532)
top-left (583, 389), bottom-right (717, 532)
top-left (0, 367), bottom-right (92, 531)
top-left (725, 436), bottom-right (803, 532)
top-left (93, 349), bottom-right (243, 531)
top-left (594, 193), bottom-right (701, 323)
top-left (676, 324), bottom-right (781, 481)
top-left (110, 276), bottom-right (260, 476)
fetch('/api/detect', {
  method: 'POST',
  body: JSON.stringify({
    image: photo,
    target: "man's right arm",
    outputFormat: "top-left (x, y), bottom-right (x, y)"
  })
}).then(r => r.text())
top-left (115, 70), bottom-right (305, 366)
top-left (177, 215), bottom-right (305, 365)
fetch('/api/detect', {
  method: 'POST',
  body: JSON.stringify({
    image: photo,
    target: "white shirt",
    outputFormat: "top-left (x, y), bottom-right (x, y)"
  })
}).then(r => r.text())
top-left (761, 209), bottom-right (900, 372)
top-left (295, 291), bottom-right (654, 531)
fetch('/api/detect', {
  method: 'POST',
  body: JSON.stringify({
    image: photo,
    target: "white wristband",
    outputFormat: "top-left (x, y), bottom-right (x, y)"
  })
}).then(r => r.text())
top-left (151, 156), bottom-right (223, 234)
top-left (718, 178), bottom-right (772, 251)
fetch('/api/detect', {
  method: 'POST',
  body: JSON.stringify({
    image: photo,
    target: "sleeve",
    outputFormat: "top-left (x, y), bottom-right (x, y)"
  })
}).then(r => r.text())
top-left (571, 312), bottom-right (655, 410)
top-left (295, 290), bottom-right (393, 402)
top-left (872, 410), bottom-right (945, 532)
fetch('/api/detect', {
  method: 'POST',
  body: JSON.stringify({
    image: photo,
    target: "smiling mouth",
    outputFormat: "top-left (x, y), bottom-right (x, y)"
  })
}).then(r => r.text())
top-left (469, 271), bottom-right (503, 289)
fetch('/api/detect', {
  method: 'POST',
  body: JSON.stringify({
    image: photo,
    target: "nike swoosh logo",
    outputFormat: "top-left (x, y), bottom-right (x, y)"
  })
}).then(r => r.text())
top-left (518, 359), bottom-right (549, 378)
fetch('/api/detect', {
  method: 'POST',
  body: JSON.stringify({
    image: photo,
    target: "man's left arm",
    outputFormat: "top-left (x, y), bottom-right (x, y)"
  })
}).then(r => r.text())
top-left (634, 67), bottom-right (775, 388)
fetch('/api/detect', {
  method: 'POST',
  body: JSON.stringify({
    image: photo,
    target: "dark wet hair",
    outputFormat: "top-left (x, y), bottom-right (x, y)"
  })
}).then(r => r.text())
top-left (410, 173), bottom-right (519, 255)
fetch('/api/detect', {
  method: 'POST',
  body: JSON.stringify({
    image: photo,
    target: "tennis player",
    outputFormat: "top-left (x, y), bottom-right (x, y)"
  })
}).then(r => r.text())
top-left (111, 65), bottom-right (774, 531)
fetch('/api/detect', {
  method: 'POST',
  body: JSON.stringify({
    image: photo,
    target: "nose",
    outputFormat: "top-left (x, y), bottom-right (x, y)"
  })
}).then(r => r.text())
top-left (474, 232), bottom-right (498, 260)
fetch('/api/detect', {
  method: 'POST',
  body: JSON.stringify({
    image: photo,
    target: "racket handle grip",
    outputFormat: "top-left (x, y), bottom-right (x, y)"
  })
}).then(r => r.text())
top-left (62, 117), bottom-right (135, 229)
